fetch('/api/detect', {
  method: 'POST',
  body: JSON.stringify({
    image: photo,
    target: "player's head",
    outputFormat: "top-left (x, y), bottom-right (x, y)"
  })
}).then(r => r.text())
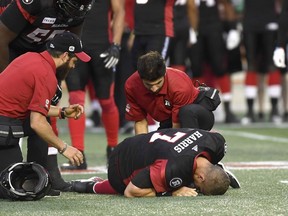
top-left (55, 0), bottom-right (93, 21)
top-left (193, 164), bottom-right (230, 195)
top-left (137, 51), bottom-right (166, 94)
top-left (0, 162), bottom-right (51, 201)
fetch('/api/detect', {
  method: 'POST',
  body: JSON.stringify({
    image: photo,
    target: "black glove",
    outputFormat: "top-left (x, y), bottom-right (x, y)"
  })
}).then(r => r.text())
top-left (100, 43), bottom-right (121, 69)
top-left (51, 83), bottom-right (62, 106)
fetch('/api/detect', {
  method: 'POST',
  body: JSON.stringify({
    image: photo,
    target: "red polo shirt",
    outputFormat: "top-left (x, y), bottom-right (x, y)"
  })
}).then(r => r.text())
top-left (0, 51), bottom-right (57, 119)
top-left (125, 68), bottom-right (199, 123)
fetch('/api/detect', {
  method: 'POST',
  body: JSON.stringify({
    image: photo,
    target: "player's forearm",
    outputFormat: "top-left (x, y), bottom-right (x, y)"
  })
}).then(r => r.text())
top-left (30, 111), bottom-right (66, 151)
top-left (134, 119), bottom-right (148, 134)
top-left (124, 182), bottom-right (156, 197)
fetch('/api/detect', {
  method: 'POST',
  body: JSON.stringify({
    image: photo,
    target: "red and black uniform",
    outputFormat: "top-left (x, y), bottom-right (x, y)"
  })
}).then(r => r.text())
top-left (131, 0), bottom-right (175, 69)
top-left (0, 0), bottom-right (83, 59)
top-left (65, 0), bottom-right (119, 153)
top-left (168, 1), bottom-right (190, 72)
top-left (108, 128), bottom-right (226, 194)
top-left (0, 51), bottom-right (57, 172)
top-left (188, 0), bottom-right (226, 79)
top-left (125, 68), bottom-right (217, 130)
top-left (242, 0), bottom-right (281, 120)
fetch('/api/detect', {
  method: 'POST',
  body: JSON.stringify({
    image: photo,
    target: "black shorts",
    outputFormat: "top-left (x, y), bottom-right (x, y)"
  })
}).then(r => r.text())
top-left (131, 35), bottom-right (171, 70)
top-left (65, 43), bottom-right (115, 99)
top-left (243, 30), bottom-right (277, 73)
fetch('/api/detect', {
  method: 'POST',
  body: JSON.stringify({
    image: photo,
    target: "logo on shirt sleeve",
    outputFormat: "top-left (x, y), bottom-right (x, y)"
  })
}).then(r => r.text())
top-left (125, 103), bottom-right (131, 113)
top-left (45, 99), bottom-right (50, 109)
top-left (169, 177), bottom-right (182, 188)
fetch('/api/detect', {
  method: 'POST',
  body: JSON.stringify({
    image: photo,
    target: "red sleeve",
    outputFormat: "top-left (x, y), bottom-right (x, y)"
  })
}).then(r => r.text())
top-left (150, 159), bottom-right (168, 192)
top-left (124, 76), bottom-right (147, 121)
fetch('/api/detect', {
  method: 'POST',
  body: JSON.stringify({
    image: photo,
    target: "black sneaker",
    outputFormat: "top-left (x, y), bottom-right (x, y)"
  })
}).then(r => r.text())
top-left (269, 109), bottom-right (282, 124)
top-left (46, 189), bottom-right (61, 197)
top-left (106, 146), bottom-right (115, 161)
top-left (258, 112), bottom-right (265, 122)
top-left (217, 162), bottom-right (241, 189)
top-left (241, 112), bottom-right (256, 125)
top-left (72, 176), bottom-right (103, 193)
top-left (47, 155), bottom-right (73, 192)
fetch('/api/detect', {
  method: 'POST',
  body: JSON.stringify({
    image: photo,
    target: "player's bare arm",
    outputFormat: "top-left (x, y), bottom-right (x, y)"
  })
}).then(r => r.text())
top-left (134, 118), bottom-right (149, 134)
top-left (124, 181), bottom-right (156, 197)
top-left (30, 111), bottom-right (83, 166)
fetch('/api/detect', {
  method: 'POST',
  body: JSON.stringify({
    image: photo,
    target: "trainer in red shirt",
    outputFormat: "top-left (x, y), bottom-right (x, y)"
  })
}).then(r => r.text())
top-left (125, 51), bottom-right (220, 134)
top-left (0, 32), bottom-right (90, 173)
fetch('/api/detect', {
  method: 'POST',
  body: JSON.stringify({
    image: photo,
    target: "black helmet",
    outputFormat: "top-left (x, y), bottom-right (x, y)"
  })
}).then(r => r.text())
top-left (0, 162), bottom-right (51, 201)
top-left (55, 0), bottom-right (93, 21)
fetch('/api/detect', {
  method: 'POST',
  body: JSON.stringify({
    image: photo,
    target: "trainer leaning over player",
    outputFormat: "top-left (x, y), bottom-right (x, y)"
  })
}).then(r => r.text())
top-left (0, 32), bottom-right (90, 173)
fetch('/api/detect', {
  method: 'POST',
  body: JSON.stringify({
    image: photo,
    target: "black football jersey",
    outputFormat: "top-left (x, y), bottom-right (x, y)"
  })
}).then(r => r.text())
top-left (112, 128), bottom-right (226, 192)
top-left (134, 0), bottom-right (175, 37)
top-left (196, 0), bottom-right (222, 33)
top-left (243, 0), bottom-right (278, 32)
top-left (81, 0), bottom-right (111, 46)
top-left (0, 0), bottom-right (84, 53)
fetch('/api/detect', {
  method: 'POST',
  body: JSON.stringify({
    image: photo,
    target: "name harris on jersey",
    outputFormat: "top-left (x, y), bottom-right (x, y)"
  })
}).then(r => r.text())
top-left (174, 130), bottom-right (203, 153)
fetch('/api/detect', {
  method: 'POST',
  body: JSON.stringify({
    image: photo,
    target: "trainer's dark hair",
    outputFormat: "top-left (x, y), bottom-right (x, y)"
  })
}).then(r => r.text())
top-left (137, 51), bottom-right (166, 81)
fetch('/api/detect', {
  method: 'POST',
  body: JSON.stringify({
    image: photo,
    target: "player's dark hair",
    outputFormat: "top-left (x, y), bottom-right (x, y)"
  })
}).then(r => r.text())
top-left (137, 51), bottom-right (166, 81)
top-left (202, 165), bottom-right (230, 195)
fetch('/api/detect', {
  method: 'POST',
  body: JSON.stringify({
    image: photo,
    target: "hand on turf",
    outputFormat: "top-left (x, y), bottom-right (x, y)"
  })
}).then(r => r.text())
top-left (172, 186), bottom-right (198, 197)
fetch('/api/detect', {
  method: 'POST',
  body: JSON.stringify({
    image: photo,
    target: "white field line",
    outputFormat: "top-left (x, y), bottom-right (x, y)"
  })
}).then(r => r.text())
top-left (221, 130), bottom-right (288, 143)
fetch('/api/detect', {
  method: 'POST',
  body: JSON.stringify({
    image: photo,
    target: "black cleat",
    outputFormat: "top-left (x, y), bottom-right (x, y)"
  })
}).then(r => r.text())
top-left (46, 189), bottom-right (61, 197)
top-left (217, 162), bottom-right (241, 189)
top-left (60, 161), bottom-right (87, 170)
top-left (71, 176), bottom-right (103, 193)
top-left (106, 146), bottom-right (115, 160)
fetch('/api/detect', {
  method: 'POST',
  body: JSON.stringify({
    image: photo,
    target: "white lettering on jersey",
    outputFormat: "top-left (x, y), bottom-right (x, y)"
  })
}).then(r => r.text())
top-left (136, 0), bottom-right (149, 4)
top-left (173, 131), bottom-right (203, 153)
top-left (195, 0), bottom-right (216, 7)
top-left (42, 17), bottom-right (56, 24)
top-left (175, 0), bottom-right (187, 6)
top-left (26, 29), bottom-right (65, 43)
top-left (149, 132), bottom-right (186, 143)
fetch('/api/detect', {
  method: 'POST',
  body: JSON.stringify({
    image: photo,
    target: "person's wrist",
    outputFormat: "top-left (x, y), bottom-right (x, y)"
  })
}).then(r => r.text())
top-left (58, 142), bottom-right (68, 154)
top-left (58, 107), bottom-right (67, 119)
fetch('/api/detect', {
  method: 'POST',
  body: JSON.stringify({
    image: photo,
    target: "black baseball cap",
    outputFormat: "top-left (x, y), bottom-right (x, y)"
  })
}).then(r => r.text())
top-left (47, 31), bottom-right (91, 62)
